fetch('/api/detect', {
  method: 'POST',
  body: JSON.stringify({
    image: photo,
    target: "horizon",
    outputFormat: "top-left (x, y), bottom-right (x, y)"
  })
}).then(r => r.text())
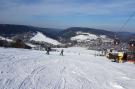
top-left (1, 23), bottom-right (135, 33)
top-left (0, 0), bottom-right (135, 32)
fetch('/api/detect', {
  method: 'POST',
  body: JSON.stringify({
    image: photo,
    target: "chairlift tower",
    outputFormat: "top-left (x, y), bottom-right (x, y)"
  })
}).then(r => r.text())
top-left (127, 40), bottom-right (135, 62)
top-left (113, 33), bottom-right (121, 52)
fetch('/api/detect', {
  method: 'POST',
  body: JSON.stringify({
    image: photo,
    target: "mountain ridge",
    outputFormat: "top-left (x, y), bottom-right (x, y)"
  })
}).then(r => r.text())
top-left (0, 24), bottom-right (134, 42)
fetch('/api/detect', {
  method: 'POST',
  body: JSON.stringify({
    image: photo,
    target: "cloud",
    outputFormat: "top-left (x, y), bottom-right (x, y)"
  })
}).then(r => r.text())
top-left (1, 0), bottom-right (135, 16)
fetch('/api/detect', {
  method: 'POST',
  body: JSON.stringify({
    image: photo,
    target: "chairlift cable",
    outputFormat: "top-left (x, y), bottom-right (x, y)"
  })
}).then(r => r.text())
top-left (114, 11), bottom-right (135, 37)
top-left (114, 11), bottom-right (135, 43)
top-left (119, 11), bottom-right (135, 32)
top-left (112, 11), bottom-right (135, 53)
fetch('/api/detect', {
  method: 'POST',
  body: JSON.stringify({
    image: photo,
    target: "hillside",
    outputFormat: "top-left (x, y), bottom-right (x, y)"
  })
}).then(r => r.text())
top-left (0, 24), bottom-right (60, 39)
top-left (71, 32), bottom-right (98, 41)
top-left (59, 27), bottom-right (115, 39)
top-left (30, 32), bottom-right (61, 45)
top-left (0, 24), bottom-right (134, 43)
top-left (0, 36), bottom-right (13, 42)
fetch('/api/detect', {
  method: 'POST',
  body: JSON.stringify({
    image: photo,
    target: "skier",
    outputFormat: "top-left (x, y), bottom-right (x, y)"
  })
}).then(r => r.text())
top-left (117, 52), bottom-right (123, 63)
top-left (46, 47), bottom-right (51, 55)
top-left (123, 52), bottom-right (127, 62)
top-left (60, 49), bottom-right (64, 56)
top-left (46, 48), bottom-right (49, 55)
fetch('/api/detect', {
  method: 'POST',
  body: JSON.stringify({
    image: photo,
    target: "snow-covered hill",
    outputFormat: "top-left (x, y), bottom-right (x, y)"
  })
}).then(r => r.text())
top-left (70, 32), bottom-right (113, 43)
top-left (30, 32), bottom-right (61, 45)
top-left (71, 32), bottom-right (98, 41)
top-left (0, 47), bottom-right (135, 89)
top-left (0, 36), bottom-right (13, 42)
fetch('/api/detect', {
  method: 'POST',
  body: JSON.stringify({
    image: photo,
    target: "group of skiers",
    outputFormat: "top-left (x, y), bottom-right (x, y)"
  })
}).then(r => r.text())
top-left (107, 49), bottom-right (128, 63)
top-left (45, 46), bottom-right (130, 63)
top-left (45, 47), bottom-right (64, 56)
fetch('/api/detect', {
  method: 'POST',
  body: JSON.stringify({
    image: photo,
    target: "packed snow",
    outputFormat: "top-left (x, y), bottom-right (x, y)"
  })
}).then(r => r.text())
top-left (0, 47), bottom-right (135, 89)
top-left (30, 32), bottom-right (60, 45)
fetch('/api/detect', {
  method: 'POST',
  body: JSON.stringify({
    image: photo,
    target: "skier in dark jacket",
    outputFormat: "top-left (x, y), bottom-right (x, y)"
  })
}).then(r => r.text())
top-left (46, 48), bottom-right (49, 55)
top-left (60, 49), bottom-right (64, 56)
top-left (46, 47), bottom-right (51, 55)
top-left (123, 52), bottom-right (127, 62)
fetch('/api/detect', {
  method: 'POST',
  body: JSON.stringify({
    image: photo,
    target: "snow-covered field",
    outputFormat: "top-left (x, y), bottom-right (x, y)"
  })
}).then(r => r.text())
top-left (0, 47), bottom-right (135, 89)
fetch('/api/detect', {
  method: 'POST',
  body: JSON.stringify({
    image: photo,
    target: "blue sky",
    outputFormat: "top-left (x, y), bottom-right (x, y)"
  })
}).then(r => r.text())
top-left (0, 0), bottom-right (135, 32)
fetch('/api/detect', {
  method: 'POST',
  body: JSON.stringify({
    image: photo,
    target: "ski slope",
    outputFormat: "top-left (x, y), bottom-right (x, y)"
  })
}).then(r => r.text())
top-left (30, 32), bottom-right (60, 45)
top-left (0, 47), bottom-right (135, 89)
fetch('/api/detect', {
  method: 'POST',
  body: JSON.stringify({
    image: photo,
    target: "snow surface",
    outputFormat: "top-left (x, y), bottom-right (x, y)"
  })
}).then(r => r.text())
top-left (0, 36), bottom-right (13, 42)
top-left (100, 35), bottom-right (106, 38)
top-left (71, 32), bottom-right (98, 41)
top-left (30, 32), bottom-right (60, 45)
top-left (0, 47), bottom-right (135, 89)
top-left (71, 32), bottom-right (113, 43)
top-left (25, 43), bottom-right (36, 48)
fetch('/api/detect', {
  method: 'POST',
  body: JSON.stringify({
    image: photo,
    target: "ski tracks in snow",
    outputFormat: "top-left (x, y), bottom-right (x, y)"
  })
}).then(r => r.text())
top-left (54, 59), bottom-right (67, 89)
top-left (19, 65), bottom-right (46, 89)
top-left (1, 47), bottom-right (135, 89)
top-left (76, 75), bottom-right (93, 89)
top-left (19, 58), bottom-right (67, 89)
